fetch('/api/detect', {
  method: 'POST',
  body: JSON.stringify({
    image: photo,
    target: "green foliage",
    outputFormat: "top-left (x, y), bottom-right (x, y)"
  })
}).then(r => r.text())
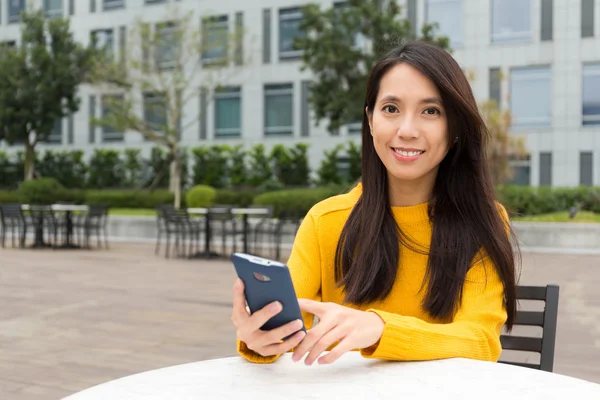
top-left (229, 145), bottom-right (248, 187)
top-left (145, 147), bottom-right (170, 189)
top-left (270, 143), bottom-right (310, 186)
top-left (0, 151), bottom-right (23, 189)
top-left (86, 190), bottom-right (176, 208)
top-left (123, 149), bottom-right (144, 188)
top-left (317, 144), bottom-right (344, 185)
top-left (36, 150), bottom-right (87, 188)
top-left (295, 0), bottom-right (449, 133)
top-left (17, 177), bottom-right (67, 205)
top-left (497, 185), bottom-right (600, 216)
top-left (186, 185), bottom-right (217, 208)
top-left (87, 149), bottom-right (125, 189)
top-left (191, 145), bottom-right (230, 188)
top-left (0, 10), bottom-right (99, 180)
top-left (215, 189), bottom-right (255, 207)
top-left (347, 141), bottom-right (362, 182)
top-left (0, 190), bottom-right (21, 204)
top-left (253, 186), bottom-right (349, 218)
top-left (246, 144), bottom-right (273, 186)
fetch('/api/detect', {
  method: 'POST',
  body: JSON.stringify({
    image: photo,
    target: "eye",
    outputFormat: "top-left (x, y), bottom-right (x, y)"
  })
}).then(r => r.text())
top-left (382, 105), bottom-right (399, 114)
top-left (423, 107), bottom-right (441, 116)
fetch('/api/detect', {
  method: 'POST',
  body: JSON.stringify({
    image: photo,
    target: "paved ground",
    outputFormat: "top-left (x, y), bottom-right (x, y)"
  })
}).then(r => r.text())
top-left (0, 243), bottom-right (599, 399)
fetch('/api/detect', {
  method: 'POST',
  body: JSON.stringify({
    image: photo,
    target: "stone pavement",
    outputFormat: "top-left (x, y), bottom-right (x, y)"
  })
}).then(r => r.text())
top-left (0, 243), bottom-right (599, 399)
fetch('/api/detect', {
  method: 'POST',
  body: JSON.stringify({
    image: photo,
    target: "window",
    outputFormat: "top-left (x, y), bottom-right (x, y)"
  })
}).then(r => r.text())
top-left (541, 0), bottom-right (553, 41)
top-left (491, 0), bottom-right (531, 44)
top-left (9, 0), bottom-right (26, 23)
top-left (510, 66), bottom-right (551, 128)
top-left (264, 84), bottom-right (293, 136)
top-left (263, 9), bottom-right (272, 64)
top-left (509, 155), bottom-right (531, 186)
top-left (489, 67), bottom-right (502, 106)
top-left (582, 0), bottom-right (595, 38)
top-left (144, 93), bottom-right (167, 132)
top-left (202, 16), bottom-right (228, 64)
top-left (145, 0), bottom-right (167, 4)
top-left (91, 29), bottom-right (114, 60)
top-left (45, 0), bottom-right (63, 18)
top-left (279, 8), bottom-right (304, 60)
top-left (539, 152), bottom-right (552, 186)
top-left (426, 0), bottom-right (463, 48)
top-left (46, 119), bottom-right (63, 144)
top-left (156, 22), bottom-right (178, 69)
top-left (580, 152), bottom-right (593, 186)
top-left (101, 95), bottom-right (124, 142)
top-left (582, 64), bottom-right (600, 126)
top-left (214, 87), bottom-right (241, 137)
top-left (103, 0), bottom-right (125, 10)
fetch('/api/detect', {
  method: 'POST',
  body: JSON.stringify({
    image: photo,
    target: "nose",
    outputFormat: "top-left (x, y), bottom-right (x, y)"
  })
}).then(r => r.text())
top-left (396, 115), bottom-right (420, 140)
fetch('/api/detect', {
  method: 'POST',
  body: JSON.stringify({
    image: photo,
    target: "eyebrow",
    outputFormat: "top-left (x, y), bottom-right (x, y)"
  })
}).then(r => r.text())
top-left (379, 95), bottom-right (443, 106)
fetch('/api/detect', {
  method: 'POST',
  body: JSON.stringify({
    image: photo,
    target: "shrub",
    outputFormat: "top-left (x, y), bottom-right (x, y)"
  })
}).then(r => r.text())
top-left (253, 185), bottom-right (349, 217)
top-left (0, 190), bottom-right (21, 204)
top-left (85, 190), bottom-right (176, 208)
top-left (17, 178), bottom-right (67, 205)
top-left (215, 189), bottom-right (255, 207)
top-left (186, 185), bottom-right (217, 208)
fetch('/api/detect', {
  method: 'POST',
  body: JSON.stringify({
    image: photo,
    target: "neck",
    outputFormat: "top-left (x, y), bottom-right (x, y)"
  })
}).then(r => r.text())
top-left (387, 171), bottom-right (436, 207)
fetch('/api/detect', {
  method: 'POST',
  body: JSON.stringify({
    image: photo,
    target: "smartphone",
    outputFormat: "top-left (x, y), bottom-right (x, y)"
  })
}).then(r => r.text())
top-left (231, 252), bottom-right (306, 338)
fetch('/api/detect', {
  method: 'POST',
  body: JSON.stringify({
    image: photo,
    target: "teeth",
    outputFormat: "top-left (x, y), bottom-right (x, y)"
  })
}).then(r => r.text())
top-left (394, 149), bottom-right (424, 157)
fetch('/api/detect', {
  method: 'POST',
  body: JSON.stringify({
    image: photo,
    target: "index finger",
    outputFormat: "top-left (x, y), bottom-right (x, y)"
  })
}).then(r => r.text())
top-left (298, 298), bottom-right (324, 316)
top-left (232, 278), bottom-right (250, 322)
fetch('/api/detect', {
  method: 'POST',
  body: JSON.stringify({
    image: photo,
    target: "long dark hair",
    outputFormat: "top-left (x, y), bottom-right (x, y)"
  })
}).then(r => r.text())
top-left (334, 41), bottom-right (518, 329)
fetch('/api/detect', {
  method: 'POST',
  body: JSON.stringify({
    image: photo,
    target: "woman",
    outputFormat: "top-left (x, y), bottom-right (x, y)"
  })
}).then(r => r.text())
top-left (231, 40), bottom-right (518, 366)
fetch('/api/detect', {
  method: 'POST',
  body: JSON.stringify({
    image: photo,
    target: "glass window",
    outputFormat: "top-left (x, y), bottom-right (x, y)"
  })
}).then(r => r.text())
top-left (581, 0), bottom-right (594, 38)
top-left (214, 87), bottom-right (241, 137)
top-left (510, 66), bottom-right (551, 128)
top-left (279, 8), bottom-right (304, 60)
top-left (539, 152), bottom-right (552, 186)
top-left (264, 84), bottom-right (293, 136)
top-left (508, 155), bottom-right (531, 186)
top-left (144, 93), bottom-right (167, 132)
top-left (156, 22), bottom-right (178, 69)
top-left (101, 95), bottom-right (124, 142)
top-left (103, 0), bottom-right (125, 10)
top-left (583, 64), bottom-right (600, 126)
top-left (9, 0), bottom-right (26, 23)
top-left (91, 29), bottom-right (114, 60)
top-left (426, 0), bottom-right (463, 48)
top-left (580, 152), bottom-right (593, 185)
top-left (491, 0), bottom-right (531, 44)
top-left (540, 0), bottom-right (553, 41)
top-left (202, 16), bottom-right (228, 64)
top-left (44, 0), bottom-right (63, 18)
top-left (46, 119), bottom-right (63, 144)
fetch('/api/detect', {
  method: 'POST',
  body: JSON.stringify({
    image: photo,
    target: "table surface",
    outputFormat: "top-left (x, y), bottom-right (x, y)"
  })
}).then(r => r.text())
top-left (62, 352), bottom-right (600, 400)
top-left (21, 204), bottom-right (89, 211)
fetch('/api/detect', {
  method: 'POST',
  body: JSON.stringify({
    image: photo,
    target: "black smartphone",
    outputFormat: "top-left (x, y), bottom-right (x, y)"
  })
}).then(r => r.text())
top-left (231, 252), bottom-right (306, 338)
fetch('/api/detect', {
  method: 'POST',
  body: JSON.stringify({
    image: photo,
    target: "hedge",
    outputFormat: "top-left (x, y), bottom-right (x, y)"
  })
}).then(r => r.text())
top-left (252, 185), bottom-right (350, 217)
top-left (496, 185), bottom-right (600, 215)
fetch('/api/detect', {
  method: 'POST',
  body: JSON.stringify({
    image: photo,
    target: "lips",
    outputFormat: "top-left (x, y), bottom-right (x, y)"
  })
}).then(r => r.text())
top-left (391, 147), bottom-right (425, 162)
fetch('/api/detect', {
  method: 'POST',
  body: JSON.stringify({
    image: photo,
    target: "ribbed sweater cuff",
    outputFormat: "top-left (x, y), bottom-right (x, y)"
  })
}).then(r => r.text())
top-left (360, 309), bottom-right (414, 359)
top-left (237, 340), bottom-right (280, 364)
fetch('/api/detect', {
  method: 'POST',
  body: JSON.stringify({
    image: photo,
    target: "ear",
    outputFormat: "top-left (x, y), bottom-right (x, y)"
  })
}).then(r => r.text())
top-left (366, 107), bottom-right (373, 134)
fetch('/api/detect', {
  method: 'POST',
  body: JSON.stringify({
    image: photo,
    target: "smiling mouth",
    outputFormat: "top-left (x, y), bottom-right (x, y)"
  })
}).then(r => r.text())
top-left (392, 148), bottom-right (425, 157)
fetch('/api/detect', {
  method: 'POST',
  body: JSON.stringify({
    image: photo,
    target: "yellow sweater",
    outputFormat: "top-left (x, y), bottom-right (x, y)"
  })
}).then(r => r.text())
top-left (237, 183), bottom-right (508, 364)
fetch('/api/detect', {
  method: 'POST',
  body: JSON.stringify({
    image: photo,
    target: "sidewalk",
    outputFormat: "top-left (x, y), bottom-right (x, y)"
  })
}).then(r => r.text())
top-left (0, 243), bottom-right (599, 399)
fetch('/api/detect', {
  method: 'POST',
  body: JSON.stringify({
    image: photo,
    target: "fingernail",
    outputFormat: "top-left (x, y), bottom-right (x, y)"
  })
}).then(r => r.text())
top-left (270, 302), bottom-right (281, 312)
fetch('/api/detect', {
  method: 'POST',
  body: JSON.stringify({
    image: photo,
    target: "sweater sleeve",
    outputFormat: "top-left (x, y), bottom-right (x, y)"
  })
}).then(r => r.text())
top-left (237, 210), bottom-right (322, 363)
top-left (361, 255), bottom-right (508, 362)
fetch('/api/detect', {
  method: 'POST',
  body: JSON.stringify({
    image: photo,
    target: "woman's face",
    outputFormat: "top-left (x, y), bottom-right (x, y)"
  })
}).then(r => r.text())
top-left (368, 63), bottom-right (450, 190)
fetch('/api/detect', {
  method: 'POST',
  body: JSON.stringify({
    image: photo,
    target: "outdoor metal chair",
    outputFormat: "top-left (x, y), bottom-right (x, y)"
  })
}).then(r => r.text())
top-left (499, 284), bottom-right (560, 372)
top-left (0, 204), bottom-right (29, 248)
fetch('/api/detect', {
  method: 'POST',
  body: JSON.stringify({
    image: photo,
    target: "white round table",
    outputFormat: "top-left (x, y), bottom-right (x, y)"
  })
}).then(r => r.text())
top-left (62, 352), bottom-right (600, 400)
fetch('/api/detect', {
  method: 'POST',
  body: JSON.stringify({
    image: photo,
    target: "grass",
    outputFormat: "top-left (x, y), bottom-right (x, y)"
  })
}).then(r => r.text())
top-left (108, 207), bottom-right (600, 223)
top-left (512, 211), bottom-right (600, 223)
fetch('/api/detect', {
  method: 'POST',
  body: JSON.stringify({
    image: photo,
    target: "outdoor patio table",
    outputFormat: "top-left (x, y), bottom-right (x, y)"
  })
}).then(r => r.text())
top-left (50, 204), bottom-right (90, 248)
top-left (230, 207), bottom-right (272, 254)
top-left (61, 352), bottom-right (600, 400)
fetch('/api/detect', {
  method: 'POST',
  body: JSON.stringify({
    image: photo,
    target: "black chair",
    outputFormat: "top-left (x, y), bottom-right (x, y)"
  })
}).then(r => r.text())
top-left (272, 210), bottom-right (303, 261)
top-left (209, 205), bottom-right (236, 255)
top-left (499, 285), bottom-right (559, 372)
top-left (155, 204), bottom-right (188, 258)
top-left (0, 204), bottom-right (29, 248)
top-left (73, 205), bottom-right (109, 249)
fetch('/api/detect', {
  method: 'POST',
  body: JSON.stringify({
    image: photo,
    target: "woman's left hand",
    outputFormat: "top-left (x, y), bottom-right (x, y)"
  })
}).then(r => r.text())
top-left (292, 299), bottom-right (385, 365)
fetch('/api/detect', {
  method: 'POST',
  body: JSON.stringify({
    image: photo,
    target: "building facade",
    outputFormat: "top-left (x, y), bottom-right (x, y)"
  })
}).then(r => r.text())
top-left (0, 0), bottom-right (599, 187)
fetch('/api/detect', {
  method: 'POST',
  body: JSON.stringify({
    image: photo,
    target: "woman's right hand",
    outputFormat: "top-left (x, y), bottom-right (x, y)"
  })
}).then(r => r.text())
top-left (232, 278), bottom-right (306, 357)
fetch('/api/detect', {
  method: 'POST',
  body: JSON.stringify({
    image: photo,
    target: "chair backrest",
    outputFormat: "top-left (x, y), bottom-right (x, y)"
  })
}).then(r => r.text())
top-left (499, 284), bottom-right (559, 372)
top-left (0, 204), bottom-right (24, 219)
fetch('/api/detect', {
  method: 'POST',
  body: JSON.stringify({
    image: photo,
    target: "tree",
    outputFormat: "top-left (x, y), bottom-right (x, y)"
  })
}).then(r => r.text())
top-left (295, 0), bottom-right (450, 133)
top-left (0, 10), bottom-right (98, 180)
top-left (91, 7), bottom-right (247, 208)
top-left (480, 100), bottom-right (527, 186)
